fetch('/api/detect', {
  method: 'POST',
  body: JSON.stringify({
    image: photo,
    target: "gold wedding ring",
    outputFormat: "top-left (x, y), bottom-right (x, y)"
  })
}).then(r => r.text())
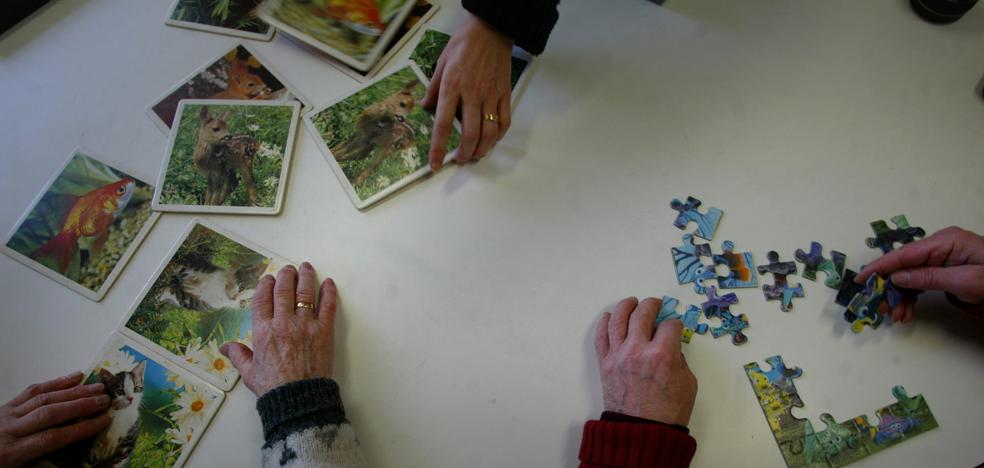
top-left (484, 113), bottom-right (498, 122)
top-left (296, 301), bottom-right (315, 310)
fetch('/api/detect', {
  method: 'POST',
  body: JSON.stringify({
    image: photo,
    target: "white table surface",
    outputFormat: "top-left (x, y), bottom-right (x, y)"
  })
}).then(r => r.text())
top-left (2, 1), bottom-right (984, 467)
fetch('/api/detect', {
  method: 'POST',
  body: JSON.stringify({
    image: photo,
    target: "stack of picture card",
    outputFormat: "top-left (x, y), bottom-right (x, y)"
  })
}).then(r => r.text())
top-left (41, 220), bottom-right (290, 468)
top-left (146, 44), bottom-right (310, 133)
top-left (165, 0), bottom-right (275, 41)
top-left (150, 99), bottom-right (302, 215)
top-left (256, 0), bottom-right (423, 75)
top-left (304, 62), bottom-right (461, 209)
top-left (1, 150), bottom-right (160, 301)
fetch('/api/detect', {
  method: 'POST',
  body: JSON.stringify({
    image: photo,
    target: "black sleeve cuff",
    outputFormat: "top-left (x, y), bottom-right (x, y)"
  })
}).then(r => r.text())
top-left (256, 378), bottom-right (347, 445)
top-left (601, 411), bottom-right (691, 434)
top-left (461, 0), bottom-right (560, 55)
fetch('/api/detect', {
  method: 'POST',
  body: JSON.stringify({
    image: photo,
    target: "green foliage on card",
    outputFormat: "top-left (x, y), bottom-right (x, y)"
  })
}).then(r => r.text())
top-left (171, 0), bottom-right (268, 33)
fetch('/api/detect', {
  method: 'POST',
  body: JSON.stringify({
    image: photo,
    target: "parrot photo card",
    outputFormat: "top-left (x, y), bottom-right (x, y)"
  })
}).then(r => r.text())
top-left (1, 149), bottom-right (160, 302)
top-left (165, 0), bottom-right (275, 41)
top-left (256, 0), bottom-right (418, 73)
top-left (119, 219), bottom-right (292, 391)
top-left (303, 62), bottom-right (460, 210)
top-left (41, 332), bottom-right (224, 468)
top-left (147, 43), bottom-right (311, 134)
top-left (151, 99), bottom-right (301, 215)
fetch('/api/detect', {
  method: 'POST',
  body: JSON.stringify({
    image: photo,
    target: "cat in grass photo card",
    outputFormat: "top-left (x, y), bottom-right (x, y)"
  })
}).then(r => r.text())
top-left (1, 149), bottom-right (159, 301)
top-left (165, 0), bottom-right (274, 41)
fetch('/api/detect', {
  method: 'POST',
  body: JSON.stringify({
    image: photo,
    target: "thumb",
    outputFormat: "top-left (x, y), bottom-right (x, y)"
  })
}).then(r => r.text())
top-left (220, 342), bottom-right (254, 375)
top-left (892, 265), bottom-right (984, 303)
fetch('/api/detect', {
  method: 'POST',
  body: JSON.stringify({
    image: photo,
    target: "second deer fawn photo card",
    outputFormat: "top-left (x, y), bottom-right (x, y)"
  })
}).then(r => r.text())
top-left (304, 63), bottom-right (461, 210)
top-left (119, 219), bottom-right (292, 392)
top-left (257, 0), bottom-right (418, 73)
top-left (41, 332), bottom-right (224, 468)
top-left (165, 0), bottom-right (274, 41)
top-left (147, 44), bottom-right (310, 133)
top-left (151, 99), bottom-right (301, 215)
top-left (1, 149), bottom-right (160, 302)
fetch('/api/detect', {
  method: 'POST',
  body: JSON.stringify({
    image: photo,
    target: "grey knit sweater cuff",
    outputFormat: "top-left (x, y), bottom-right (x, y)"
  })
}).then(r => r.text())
top-left (256, 378), bottom-right (347, 445)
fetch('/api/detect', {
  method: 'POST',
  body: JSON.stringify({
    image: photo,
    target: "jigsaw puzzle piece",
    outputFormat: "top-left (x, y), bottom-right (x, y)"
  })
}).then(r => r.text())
top-left (794, 241), bottom-right (847, 289)
top-left (655, 297), bottom-right (708, 343)
top-left (713, 240), bottom-right (758, 288)
top-left (861, 386), bottom-right (939, 454)
top-left (835, 269), bottom-right (863, 307)
top-left (671, 234), bottom-right (716, 294)
top-left (708, 309), bottom-right (749, 345)
top-left (758, 251), bottom-right (804, 312)
top-left (744, 356), bottom-right (814, 466)
top-left (700, 286), bottom-right (738, 316)
top-left (843, 274), bottom-right (903, 333)
top-left (814, 413), bottom-right (869, 467)
top-left (670, 196), bottom-right (723, 240)
top-left (864, 215), bottom-right (926, 253)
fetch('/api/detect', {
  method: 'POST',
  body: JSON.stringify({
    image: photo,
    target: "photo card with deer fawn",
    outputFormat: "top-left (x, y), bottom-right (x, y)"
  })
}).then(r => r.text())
top-left (304, 62), bottom-right (461, 210)
top-left (147, 44), bottom-right (310, 133)
top-left (152, 99), bottom-right (301, 215)
top-left (165, 0), bottom-right (274, 41)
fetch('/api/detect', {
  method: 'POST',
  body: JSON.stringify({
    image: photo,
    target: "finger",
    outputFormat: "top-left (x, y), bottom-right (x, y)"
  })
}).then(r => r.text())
top-left (627, 297), bottom-right (661, 343)
top-left (652, 319), bottom-right (684, 356)
top-left (902, 301), bottom-right (917, 323)
top-left (497, 92), bottom-right (512, 141)
top-left (428, 76), bottom-right (459, 171)
top-left (891, 265), bottom-right (984, 302)
top-left (594, 312), bottom-right (611, 358)
top-left (472, 99), bottom-right (501, 159)
top-left (317, 277), bottom-right (338, 329)
top-left (295, 262), bottom-right (318, 319)
top-left (16, 414), bottom-right (110, 461)
top-left (14, 383), bottom-right (105, 417)
top-left (857, 230), bottom-right (956, 282)
top-left (253, 275), bottom-right (275, 322)
top-left (420, 58), bottom-right (446, 109)
top-left (220, 343), bottom-right (254, 385)
top-left (454, 97), bottom-right (481, 162)
top-left (9, 372), bottom-right (84, 406)
top-left (607, 297), bottom-right (638, 348)
top-left (273, 265), bottom-right (298, 318)
top-left (11, 395), bottom-right (110, 437)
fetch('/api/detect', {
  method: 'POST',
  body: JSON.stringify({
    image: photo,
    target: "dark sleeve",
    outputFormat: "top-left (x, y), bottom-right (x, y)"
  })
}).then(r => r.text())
top-left (256, 378), bottom-right (348, 445)
top-left (578, 413), bottom-right (698, 468)
top-left (461, 0), bottom-right (560, 55)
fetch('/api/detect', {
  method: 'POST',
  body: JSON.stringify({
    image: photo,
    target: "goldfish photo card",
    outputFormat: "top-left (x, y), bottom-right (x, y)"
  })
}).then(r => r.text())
top-left (147, 44), bottom-right (310, 133)
top-left (257, 0), bottom-right (418, 73)
top-left (304, 63), bottom-right (460, 210)
top-left (165, 0), bottom-right (274, 41)
top-left (42, 333), bottom-right (223, 468)
top-left (1, 150), bottom-right (160, 302)
top-left (152, 99), bottom-right (301, 215)
top-left (120, 219), bottom-right (291, 391)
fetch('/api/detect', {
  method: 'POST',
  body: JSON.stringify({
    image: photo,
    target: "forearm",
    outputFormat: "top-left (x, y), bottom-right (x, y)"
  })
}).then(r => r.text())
top-left (257, 378), bottom-right (366, 468)
top-left (461, 0), bottom-right (560, 54)
top-left (579, 412), bottom-right (698, 468)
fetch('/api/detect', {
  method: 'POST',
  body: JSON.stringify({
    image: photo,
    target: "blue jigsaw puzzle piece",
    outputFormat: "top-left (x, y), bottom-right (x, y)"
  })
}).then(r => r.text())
top-left (794, 241), bottom-right (847, 289)
top-left (670, 196), bottom-right (723, 241)
top-left (671, 234), bottom-right (716, 294)
top-left (655, 297), bottom-right (708, 343)
top-left (713, 240), bottom-right (758, 289)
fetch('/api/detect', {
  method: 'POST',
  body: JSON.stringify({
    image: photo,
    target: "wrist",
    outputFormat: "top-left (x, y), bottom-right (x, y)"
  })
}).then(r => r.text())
top-left (600, 411), bottom-right (691, 434)
top-left (465, 12), bottom-right (514, 49)
top-left (256, 378), bottom-right (346, 445)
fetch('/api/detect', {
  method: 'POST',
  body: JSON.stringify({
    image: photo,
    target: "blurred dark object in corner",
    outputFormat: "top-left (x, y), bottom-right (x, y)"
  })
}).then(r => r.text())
top-left (910, 0), bottom-right (978, 23)
top-left (2, 0), bottom-right (51, 35)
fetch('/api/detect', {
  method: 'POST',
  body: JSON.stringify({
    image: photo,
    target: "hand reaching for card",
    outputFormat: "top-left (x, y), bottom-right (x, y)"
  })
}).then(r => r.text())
top-left (0, 372), bottom-right (111, 467)
top-left (857, 226), bottom-right (984, 323)
top-left (221, 263), bottom-right (337, 397)
top-left (421, 13), bottom-right (513, 170)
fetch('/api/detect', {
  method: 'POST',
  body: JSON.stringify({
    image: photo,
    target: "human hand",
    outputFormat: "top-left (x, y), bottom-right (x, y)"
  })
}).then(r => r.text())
top-left (594, 297), bottom-right (698, 426)
top-left (0, 372), bottom-right (111, 467)
top-left (221, 263), bottom-right (338, 397)
top-left (421, 13), bottom-right (513, 171)
top-left (857, 226), bottom-right (984, 323)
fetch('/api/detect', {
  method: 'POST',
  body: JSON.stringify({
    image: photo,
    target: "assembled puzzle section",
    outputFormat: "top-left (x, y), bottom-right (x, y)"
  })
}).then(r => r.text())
top-left (699, 286), bottom-right (749, 345)
top-left (744, 355), bottom-right (938, 468)
top-left (864, 215), bottom-right (925, 253)
top-left (794, 241), bottom-right (846, 289)
top-left (842, 274), bottom-right (902, 333)
top-left (670, 196), bottom-right (722, 241)
top-left (757, 251), bottom-right (805, 312)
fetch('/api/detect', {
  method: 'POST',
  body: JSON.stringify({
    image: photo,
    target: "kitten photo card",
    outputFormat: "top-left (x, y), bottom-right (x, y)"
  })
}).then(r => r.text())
top-left (147, 43), bottom-right (310, 133)
top-left (43, 332), bottom-right (223, 468)
top-left (165, 0), bottom-right (275, 41)
top-left (1, 149), bottom-right (160, 301)
top-left (119, 219), bottom-right (292, 391)
top-left (151, 100), bottom-right (301, 215)
top-left (304, 63), bottom-right (461, 210)
top-left (256, 0), bottom-right (418, 73)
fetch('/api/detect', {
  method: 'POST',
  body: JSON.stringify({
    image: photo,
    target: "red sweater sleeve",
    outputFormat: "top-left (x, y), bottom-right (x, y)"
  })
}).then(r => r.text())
top-left (578, 419), bottom-right (697, 467)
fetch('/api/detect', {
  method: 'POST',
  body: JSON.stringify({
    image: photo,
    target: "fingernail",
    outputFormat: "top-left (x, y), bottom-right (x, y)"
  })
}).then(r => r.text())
top-left (220, 343), bottom-right (230, 355)
top-left (301, 262), bottom-right (312, 271)
top-left (87, 383), bottom-right (105, 392)
top-left (65, 371), bottom-right (83, 379)
top-left (892, 271), bottom-right (911, 285)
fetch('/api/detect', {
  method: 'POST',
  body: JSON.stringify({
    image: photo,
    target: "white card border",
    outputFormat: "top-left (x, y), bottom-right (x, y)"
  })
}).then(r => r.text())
top-left (164, 0), bottom-right (275, 42)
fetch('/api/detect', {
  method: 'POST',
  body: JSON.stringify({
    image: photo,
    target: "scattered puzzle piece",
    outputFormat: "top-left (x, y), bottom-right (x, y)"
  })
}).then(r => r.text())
top-left (744, 356), bottom-right (938, 468)
top-left (757, 251), bottom-right (805, 312)
top-left (671, 234), bottom-right (715, 294)
top-left (843, 274), bottom-right (902, 333)
top-left (699, 286), bottom-right (749, 345)
top-left (794, 241), bottom-right (846, 289)
top-left (670, 196), bottom-right (723, 241)
top-left (713, 240), bottom-right (758, 288)
top-left (655, 296), bottom-right (708, 343)
top-left (864, 215), bottom-right (925, 253)
top-left (834, 269), bottom-right (863, 307)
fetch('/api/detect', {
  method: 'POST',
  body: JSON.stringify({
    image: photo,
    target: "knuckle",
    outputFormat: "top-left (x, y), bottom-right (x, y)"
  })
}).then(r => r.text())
top-left (24, 384), bottom-right (40, 397)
